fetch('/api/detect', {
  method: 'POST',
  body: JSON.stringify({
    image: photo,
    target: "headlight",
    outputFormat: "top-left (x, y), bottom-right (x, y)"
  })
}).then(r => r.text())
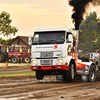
top-left (58, 59), bottom-right (63, 63)
top-left (32, 60), bottom-right (37, 64)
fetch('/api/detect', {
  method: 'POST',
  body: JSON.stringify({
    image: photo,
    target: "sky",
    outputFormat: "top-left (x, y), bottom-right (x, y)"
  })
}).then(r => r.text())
top-left (0, 0), bottom-right (99, 39)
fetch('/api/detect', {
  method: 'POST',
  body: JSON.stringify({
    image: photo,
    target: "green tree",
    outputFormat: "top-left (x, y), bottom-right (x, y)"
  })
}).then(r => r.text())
top-left (0, 38), bottom-right (8, 45)
top-left (79, 11), bottom-right (100, 54)
top-left (0, 11), bottom-right (18, 38)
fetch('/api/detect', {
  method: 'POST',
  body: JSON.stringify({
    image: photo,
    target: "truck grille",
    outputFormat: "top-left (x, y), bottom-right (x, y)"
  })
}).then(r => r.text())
top-left (40, 52), bottom-right (53, 58)
top-left (40, 60), bottom-right (53, 65)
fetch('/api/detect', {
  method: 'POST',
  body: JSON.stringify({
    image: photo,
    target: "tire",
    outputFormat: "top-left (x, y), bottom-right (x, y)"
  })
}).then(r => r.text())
top-left (56, 75), bottom-right (63, 81)
top-left (36, 71), bottom-right (44, 80)
top-left (22, 55), bottom-right (31, 63)
top-left (0, 53), bottom-right (4, 62)
top-left (88, 65), bottom-right (96, 82)
top-left (11, 56), bottom-right (18, 63)
top-left (81, 65), bottom-right (96, 82)
top-left (65, 64), bottom-right (76, 81)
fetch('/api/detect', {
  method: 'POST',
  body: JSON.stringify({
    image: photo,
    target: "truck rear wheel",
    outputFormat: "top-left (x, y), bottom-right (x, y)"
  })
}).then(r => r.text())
top-left (81, 75), bottom-right (89, 82)
top-left (81, 65), bottom-right (96, 82)
top-left (65, 64), bottom-right (76, 81)
top-left (36, 71), bottom-right (44, 80)
top-left (56, 75), bottom-right (69, 81)
top-left (11, 56), bottom-right (18, 63)
top-left (22, 55), bottom-right (31, 63)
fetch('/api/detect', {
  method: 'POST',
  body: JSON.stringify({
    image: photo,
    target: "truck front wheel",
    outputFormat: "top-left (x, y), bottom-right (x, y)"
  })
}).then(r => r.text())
top-left (81, 65), bottom-right (96, 82)
top-left (36, 71), bottom-right (44, 80)
top-left (65, 64), bottom-right (76, 81)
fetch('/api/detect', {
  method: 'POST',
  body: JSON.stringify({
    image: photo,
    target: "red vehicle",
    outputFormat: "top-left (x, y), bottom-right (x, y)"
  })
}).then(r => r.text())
top-left (8, 45), bottom-right (31, 63)
top-left (0, 45), bottom-right (9, 62)
top-left (21, 45), bottom-right (31, 63)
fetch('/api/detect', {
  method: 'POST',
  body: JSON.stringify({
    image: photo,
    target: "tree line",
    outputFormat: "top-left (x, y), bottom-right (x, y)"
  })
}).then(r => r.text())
top-left (78, 11), bottom-right (100, 55)
top-left (0, 11), bottom-right (18, 45)
top-left (0, 10), bottom-right (100, 53)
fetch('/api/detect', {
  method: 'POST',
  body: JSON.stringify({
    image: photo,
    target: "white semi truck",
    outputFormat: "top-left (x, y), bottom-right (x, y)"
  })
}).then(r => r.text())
top-left (29, 28), bottom-right (97, 82)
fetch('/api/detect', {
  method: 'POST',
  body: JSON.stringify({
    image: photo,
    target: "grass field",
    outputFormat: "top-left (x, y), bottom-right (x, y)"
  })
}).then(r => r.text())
top-left (0, 72), bottom-right (35, 76)
top-left (0, 63), bottom-right (31, 67)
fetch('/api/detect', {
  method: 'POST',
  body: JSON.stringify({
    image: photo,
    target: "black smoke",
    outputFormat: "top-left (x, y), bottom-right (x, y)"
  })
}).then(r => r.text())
top-left (68, 0), bottom-right (100, 30)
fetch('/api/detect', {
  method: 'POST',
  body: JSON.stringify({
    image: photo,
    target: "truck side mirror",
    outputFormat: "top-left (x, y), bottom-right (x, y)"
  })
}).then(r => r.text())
top-left (68, 34), bottom-right (73, 43)
top-left (28, 35), bottom-right (32, 45)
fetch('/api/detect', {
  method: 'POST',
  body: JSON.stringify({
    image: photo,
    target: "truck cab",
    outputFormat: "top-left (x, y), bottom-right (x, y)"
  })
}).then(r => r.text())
top-left (31, 29), bottom-right (78, 79)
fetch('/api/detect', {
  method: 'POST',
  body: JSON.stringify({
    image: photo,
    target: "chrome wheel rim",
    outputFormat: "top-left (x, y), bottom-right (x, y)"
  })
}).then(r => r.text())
top-left (90, 69), bottom-right (95, 80)
top-left (71, 64), bottom-right (74, 79)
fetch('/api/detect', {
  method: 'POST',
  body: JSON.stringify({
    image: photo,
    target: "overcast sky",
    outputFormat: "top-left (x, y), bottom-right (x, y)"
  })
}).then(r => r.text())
top-left (0, 0), bottom-right (99, 39)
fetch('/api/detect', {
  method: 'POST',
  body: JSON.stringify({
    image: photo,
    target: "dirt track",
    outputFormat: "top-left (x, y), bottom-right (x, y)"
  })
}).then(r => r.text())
top-left (0, 66), bottom-right (100, 100)
top-left (0, 65), bottom-right (31, 74)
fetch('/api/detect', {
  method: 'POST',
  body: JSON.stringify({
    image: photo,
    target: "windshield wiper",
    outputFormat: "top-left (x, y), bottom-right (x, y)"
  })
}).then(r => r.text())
top-left (46, 40), bottom-right (58, 43)
top-left (58, 39), bottom-right (65, 42)
top-left (38, 40), bottom-right (44, 43)
top-left (47, 39), bottom-right (65, 43)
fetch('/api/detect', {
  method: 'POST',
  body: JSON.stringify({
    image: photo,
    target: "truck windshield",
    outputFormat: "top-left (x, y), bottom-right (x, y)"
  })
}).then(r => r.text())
top-left (32, 31), bottom-right (65, 45)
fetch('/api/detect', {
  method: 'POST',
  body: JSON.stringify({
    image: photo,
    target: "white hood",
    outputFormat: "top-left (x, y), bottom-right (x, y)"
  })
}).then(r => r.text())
top-left (31, 44), bottom-right (63, 58)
